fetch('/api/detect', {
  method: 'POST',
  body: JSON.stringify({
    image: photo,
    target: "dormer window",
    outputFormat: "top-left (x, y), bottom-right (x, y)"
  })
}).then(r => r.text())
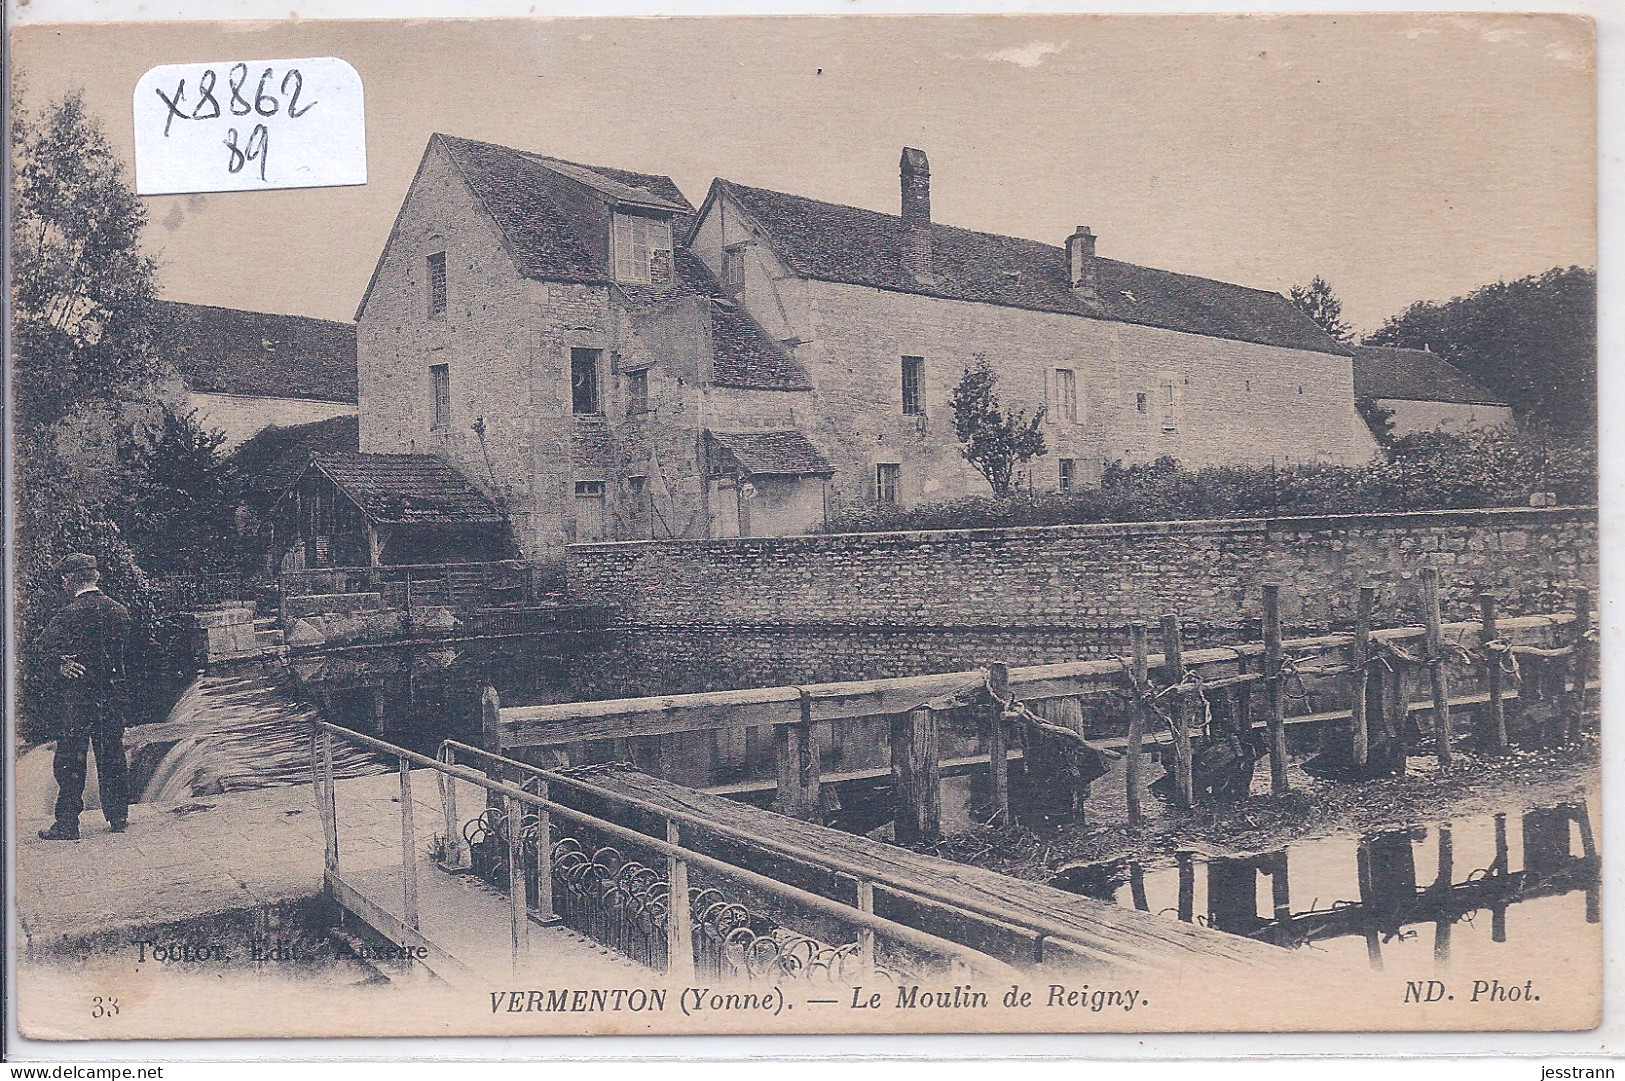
top-left (613, 212), bottom-right (673, 285)
top-left (722, 246), bottom-right (747, 294)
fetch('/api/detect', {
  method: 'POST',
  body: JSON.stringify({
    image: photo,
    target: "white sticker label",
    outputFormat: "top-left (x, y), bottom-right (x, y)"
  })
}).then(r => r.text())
top-left (133, 57), bottom-right (366, 195)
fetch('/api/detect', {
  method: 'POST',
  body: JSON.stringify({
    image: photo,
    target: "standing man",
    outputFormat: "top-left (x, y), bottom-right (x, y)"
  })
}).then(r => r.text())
top-left (37, 553), bottom-right (135, 840)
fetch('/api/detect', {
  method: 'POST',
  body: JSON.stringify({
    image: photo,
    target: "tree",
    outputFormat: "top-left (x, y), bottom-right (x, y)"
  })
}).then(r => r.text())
top-left (1287, 276), bottom-right (1354, 343)
top-left (1355, 395), bottom-right (1397, 447)
top-left (12, 90), bottom-right (164, 430)
top-left (110, 409), bottom-right (241, 577)
top-left (1364, 266), bottom-right (1596, 434)
top-left (948, 358), bottom-right (1047, 496)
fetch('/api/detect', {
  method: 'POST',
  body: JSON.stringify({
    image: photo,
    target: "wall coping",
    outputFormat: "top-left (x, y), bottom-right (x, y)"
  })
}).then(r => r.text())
top-left (567, 504), bottom-right (1598, 556)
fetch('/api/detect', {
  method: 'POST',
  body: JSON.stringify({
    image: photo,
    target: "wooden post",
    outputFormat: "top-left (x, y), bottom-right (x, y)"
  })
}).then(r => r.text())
top-left (1262, 586), bottom-right (1289, 794)
top-left (983, 663), bottom-right (1011, 826)
top-left (399, 756), bottom-right (420, 931)
top-left (1160, 614), bottom-right (1193, 809)
top-left (532, 778), bottom-right (556, 923)
top-left (1176, 851), bottom-right (1195, 923)
top-left (1125, 625), bottom-right (1149, 828)
top-left (774, 692), bottom-right (822, 821)
top-left (319, 728), bottom-right (340, 884)
top-left (665, 820), bottom-right (695, 978)
top-left (1478, 592), bottom-right (1508, 750)
top-left (1568, 588), bottom-right (1592, 743)
top-left (1434, 823), bottom-right (1453, 964)
top-left (1421, 567), bottom-right (1453, 766)
top-left (891, 706), bottom-right (942, 844)
top-left (438, 758), bottom-right (463, 870)
top-left (1351, 586), bottom-right (1374, 767)
top-left (1267, 852), bottom-right (1291, 922)
top-left (856, 879), bottom-right (876, 975)
top-left (506, 796), bottom-right (526, 972)
top-left (481, 684), bottom-right (504, 756)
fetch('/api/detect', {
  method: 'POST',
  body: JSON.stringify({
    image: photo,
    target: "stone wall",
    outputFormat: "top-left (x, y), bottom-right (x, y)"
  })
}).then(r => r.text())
top-left (566, 507), bottom-right (1598, 651)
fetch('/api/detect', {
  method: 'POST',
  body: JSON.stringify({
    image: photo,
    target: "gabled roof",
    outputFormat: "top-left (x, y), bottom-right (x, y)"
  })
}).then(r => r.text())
top-left (620, 248), bottom-right (813, 391)
top-left (704, 179), bottom-right (1351, 357)
top-left (304, 452), bottom-right (506, 526)
top-left (232, 415), bottom-right (360, 510)
top-left (709, 430), bottom-right (833, 477)
top-left (438, 134), bottom-right (694, 284)
top-left (154, 300), bottom-right (357, 402)
top-left (1352, 346), bottom-right (1510, 406)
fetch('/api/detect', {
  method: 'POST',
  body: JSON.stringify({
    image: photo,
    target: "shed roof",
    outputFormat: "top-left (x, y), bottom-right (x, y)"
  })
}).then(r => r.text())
top-left (1352, 346), bottom-right (1510, 406)
top-left (306, 452), bottom-right (506, 526)
top-left (232, 415), bottom-right (360, 510)
top-left (708, 179), bottom-right (1351, 357)
top-left (709, 429), bottom-right (833, 477)
top-left (154, 300), bottom-right (358, 402)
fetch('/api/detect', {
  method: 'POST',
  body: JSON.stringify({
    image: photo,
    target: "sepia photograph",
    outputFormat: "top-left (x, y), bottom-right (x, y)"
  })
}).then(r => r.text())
top-left (5, 10), bottom-right (1601, 1043)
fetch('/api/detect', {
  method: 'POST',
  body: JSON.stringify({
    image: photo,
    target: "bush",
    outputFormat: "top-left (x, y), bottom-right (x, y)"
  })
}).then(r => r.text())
top-left (820, 428), bottom-right (1594, 535)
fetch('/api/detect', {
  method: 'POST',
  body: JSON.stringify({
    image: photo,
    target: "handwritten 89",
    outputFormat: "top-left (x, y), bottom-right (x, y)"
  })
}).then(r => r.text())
top-left (153, 63), bottom-right (317, 182)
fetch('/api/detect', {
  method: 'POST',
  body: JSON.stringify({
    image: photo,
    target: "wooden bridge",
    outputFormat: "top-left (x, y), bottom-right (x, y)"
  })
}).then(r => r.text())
top-left (313, 724), bottom-right (1298, 988)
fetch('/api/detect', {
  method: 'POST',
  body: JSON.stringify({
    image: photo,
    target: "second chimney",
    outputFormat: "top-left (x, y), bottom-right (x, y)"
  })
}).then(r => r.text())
top-left (900, 147), bottom-right (933, 283)
top-left (1067, 225), bottom-right (1098, 301)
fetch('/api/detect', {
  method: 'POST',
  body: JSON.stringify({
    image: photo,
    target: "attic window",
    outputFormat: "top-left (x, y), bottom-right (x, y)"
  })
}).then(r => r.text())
top-left (722, 247), bottom-right (747, 294)
top-left (613, 213), bottom-right (673, 285)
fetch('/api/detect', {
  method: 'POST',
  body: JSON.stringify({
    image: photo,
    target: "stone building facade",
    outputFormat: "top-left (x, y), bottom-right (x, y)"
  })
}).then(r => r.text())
top-left (357, 135), bottom-right (1378, 558)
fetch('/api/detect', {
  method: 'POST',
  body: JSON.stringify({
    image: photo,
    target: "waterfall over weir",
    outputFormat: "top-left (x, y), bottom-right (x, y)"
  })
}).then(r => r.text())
top-left (131, 668), bottom-right (390, 805)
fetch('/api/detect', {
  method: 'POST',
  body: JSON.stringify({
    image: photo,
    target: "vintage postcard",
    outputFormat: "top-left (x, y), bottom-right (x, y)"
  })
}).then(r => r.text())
top-left (7, 11), bottom-right (1600, 1043)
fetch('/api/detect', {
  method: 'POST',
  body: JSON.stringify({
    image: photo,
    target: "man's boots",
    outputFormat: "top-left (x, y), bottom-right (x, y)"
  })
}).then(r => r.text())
top-left (38, 821), bottom-right (80, 841)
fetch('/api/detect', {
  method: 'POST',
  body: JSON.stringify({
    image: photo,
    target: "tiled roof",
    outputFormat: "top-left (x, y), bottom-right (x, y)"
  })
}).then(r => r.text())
top-left (154, 300), bottom-right (357, 402)
top-left (437, 134), bottom-right (694, 285)
top-left (231, 415), bottom-right (360, 509)
top-left (711, 180), bottom-right (1352, 357)
top-left (709, 430), bottom-right (833, 476)
top-left (1352, 346), bottom-right (1509, 406)
top-left (308, 452), bottom-right (505, 526)
top-left (622, 249), bottom-right (813, 391)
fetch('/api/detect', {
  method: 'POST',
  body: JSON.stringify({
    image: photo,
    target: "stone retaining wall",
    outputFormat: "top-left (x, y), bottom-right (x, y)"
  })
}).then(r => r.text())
top-left (566, 507), bottom-right (1598, 641)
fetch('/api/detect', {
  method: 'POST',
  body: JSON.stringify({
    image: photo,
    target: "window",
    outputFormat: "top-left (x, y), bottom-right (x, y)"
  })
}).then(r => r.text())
top-left (627, 476), bottom-right (647, 496)
top-left (427, 252), bottom-right (447, 319)
top-left (1159, 374), bottom-right (1180, 433)
top-left (574, 481), bottom-right (606, 542)
top-left (572, 348), bottom-right (601, 415)
top-left (1054, 368), bottom-right (1078, 423)
top-left (901, 356), bottom-right (925, 416)
top-left (1136, 392), bottom-right (1148, 415)
top-left (722, 247), bottom-right (746, 294)
top-left (1059, 458), bottom-right (1076, 492)
top-left (876, 463), bottom-right (901, 505)
top-left (625, 369), bottom-right (649, 416)
top-left (429, 364), bottom-right (450, 429)
top-left (612, 213), bottom-right (673, 284)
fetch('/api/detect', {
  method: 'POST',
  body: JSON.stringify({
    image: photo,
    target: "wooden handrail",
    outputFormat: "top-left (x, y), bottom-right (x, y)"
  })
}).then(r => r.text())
top-left (497, 611), bottom-right (1580, 747)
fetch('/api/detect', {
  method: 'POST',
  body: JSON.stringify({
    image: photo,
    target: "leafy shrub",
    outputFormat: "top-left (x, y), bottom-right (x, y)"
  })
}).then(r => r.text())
top-left (821, 427), bottom-right (1594, 535)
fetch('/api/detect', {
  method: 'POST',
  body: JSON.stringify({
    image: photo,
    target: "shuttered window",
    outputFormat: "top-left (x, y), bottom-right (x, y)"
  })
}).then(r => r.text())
top-left (429, 364), bottom-right (450, 429)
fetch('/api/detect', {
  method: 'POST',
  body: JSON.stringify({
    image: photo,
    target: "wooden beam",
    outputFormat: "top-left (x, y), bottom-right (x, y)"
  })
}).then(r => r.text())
top-left (1263, 584), bottom-right (1289, 795)
top-left (982, 663), bottom-right (1010, 825)
top-left (1161, 614), bottom-right (1193, 809)
top-left (773, 691), bottom-right (821, 822)
top-left (891, 706), bottom-right (941, 845)
top-left (1479, 592), bottom-right (1508, 750)
top-left (1421, 566), bottom-right (1453, 766)
top-left (1126, 625), bottom-right (1148, 829)
top-left (1351, 585), bottom-right (1374, 766)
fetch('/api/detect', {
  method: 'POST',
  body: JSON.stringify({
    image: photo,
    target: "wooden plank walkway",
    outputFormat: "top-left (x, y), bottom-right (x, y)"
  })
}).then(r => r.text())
top-left (556, 766), bottom-right (1302, 977)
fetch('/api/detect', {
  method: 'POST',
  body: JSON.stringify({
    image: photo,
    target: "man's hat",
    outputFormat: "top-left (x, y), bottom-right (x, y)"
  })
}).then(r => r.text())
top-left (54, 552), bottom-right (98, 577)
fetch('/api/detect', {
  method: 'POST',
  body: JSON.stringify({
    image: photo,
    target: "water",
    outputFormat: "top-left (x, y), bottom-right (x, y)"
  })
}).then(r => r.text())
top-left (1050, 801), bottom-right (1601, 972)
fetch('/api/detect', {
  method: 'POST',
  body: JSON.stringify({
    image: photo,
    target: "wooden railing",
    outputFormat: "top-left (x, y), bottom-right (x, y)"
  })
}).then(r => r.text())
top-left (489, 572), bottom-right (1595, 839)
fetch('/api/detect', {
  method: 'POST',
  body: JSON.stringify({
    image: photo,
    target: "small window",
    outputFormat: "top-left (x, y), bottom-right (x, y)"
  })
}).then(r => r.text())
top-left (901, 356), bottom-right (925, 416)
top-left (1136, 391), bottom-right (1148, 415)
top-left (876, 463), bottom-right (901, 505)
top-left (1058, 458), bottom-right (1076, 492)
top-left (722, 247), bottom-right (746, 294)
top-left (613, 213), bottom-right (673, 285)
top-left (427, 252), bottom-right (447, 319)
top-left (572, 348), bottom-right (601, 415)
top-left (1054, 368), bottom-right (1078, 423)
top-left (574, 481), bottom-right (605, 497)
top-left (625, 369), bottom-right (649, 416)
top-left (429, 364), bottom-right (450, 429)
top-left (627, 475), bottom-right (647, 495)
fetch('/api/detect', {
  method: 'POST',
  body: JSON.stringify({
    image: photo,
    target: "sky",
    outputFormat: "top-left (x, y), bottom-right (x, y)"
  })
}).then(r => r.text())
top-left (12, 13), bottom-right (1596, 335)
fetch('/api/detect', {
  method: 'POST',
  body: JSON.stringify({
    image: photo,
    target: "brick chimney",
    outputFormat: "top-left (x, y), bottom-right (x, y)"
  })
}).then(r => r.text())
top-left (900, 147), bottom-right (933, 283)
top-left (1067, 225), bottom-right (1098, 301)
